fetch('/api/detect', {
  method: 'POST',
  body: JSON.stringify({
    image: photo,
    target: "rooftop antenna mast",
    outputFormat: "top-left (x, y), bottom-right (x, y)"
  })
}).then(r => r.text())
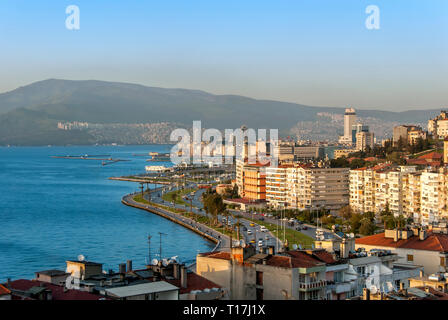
top-left (148, 234), bottom-right (152, 263)
top-left (158, 232), bottom-right (167, 260)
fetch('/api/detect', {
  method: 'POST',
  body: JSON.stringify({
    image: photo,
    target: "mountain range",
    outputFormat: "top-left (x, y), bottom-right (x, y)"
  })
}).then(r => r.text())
top-left (0, 79), bottom-right (441, 145)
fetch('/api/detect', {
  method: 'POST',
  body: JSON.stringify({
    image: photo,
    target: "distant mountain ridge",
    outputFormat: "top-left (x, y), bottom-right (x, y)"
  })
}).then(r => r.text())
top-left (0, 79), bottom-right (442, 145)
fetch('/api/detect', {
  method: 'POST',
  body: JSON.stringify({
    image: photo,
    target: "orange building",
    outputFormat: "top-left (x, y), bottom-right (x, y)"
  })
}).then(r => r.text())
top-left (242, 163), bottom-right (268, 201)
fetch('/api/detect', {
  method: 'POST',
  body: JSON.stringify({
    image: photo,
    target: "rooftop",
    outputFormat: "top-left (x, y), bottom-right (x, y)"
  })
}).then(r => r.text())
top-left (104, 281), bottom-right (178, 298)
top-left (35, 270), bottom-right (69, 277)
top-left (356, 231), bottom-right (448, 252)
top-left (165, 272), bottom-right (221, 294)
top-left (6, 279), bottom-right (104, 300)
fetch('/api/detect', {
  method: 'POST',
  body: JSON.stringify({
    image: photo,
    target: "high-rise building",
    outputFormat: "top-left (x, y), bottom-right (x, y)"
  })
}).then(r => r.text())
top-left (339, 108), bottom-right (357, 145)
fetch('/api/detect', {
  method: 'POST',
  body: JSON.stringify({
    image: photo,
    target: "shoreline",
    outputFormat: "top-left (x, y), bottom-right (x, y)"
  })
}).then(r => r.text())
top-left (121, 193), bottom-right (230, 253)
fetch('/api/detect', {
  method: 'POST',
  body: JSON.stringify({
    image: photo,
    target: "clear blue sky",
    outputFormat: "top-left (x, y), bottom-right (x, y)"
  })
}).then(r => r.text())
top-left (0, 0), bottom-right (446, 110)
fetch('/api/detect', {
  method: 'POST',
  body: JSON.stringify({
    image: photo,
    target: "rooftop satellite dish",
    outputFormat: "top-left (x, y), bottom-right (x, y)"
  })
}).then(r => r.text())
top-left (298, 244), bottom-right (303, 250)
top-left (162, 259), bottom-right (169, 267)
top-left (170, 256), bottom-right (178, 262)
top-left (311, 243), bottom-right (315, 249)
top-left (292, 244), bottom-right (298, 250)
top-left (78, 254), bottom-right (85, 262)
top-left (151, 258), bottom-right (159, 266)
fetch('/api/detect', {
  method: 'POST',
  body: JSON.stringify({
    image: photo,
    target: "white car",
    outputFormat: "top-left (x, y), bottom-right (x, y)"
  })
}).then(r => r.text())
top-left (247, 230), bottom-right (253, 235)
top-left (258, 240), bottom-right (264, 247)
top-left (260, 226), bottom-right (268, 232)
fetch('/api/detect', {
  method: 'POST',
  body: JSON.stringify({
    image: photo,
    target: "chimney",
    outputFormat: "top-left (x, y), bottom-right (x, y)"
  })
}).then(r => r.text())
top-left (127, 260), bottom-right (133, 272)
top-left (6, 278), bottom-right (11, 289)
top-left (119, 263), bottom-right (126, 274)
top-left (394, 229), bottom-right (399, 242)
top-left (363, 288), bottom-right (370, 300)
top-left (420, 270), bottom-right (424, 278)
top-left (419, 229), bottom-right (427, 241)
top-left (173, 263), bottom-right (180, 280)
top-left (180, 266), bottom-right (188, 289)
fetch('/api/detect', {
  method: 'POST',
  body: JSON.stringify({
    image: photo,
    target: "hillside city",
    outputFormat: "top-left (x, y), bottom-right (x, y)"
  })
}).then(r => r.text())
top-left (4, 108), bottom-right (448, 301)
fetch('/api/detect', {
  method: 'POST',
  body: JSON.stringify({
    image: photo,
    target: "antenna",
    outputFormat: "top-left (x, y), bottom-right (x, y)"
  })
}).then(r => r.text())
top-left (148, 234), bottom-right (152, 264)
top-left (158, 232), bottom-right (167, 260)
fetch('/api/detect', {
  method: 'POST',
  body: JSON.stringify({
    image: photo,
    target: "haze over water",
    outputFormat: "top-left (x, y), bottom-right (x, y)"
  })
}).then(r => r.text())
top-left (0, 145), bottom-right (214, 282)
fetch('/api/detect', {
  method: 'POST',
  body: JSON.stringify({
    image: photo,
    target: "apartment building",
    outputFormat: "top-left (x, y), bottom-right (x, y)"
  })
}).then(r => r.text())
top-left (356, 226), bottom-right (448, 275)
top-left (265, 165), bottom-right (349, 211)
top-left (236, 160), bottom-right (269, 201)
top-left (196, 246), bottom-right (333, 300)
top-left (428, 111), bottom-right (448, 139)
top-left (265, 165), bottom-right (291, 208)
top-left (393, 125), bottom-right (427, 145)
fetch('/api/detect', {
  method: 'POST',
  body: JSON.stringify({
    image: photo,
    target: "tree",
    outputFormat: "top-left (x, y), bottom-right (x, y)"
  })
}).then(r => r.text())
top-left (203, 193), bottom-right (226, 225)
top-left (337, 205), bottom-right (353, 221)
top-left (359, 219), bottom-right (375, 235)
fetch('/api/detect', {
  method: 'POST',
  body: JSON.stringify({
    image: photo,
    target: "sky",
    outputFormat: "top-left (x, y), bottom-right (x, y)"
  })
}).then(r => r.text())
top-left (0, 0), bottom-right (446, 111)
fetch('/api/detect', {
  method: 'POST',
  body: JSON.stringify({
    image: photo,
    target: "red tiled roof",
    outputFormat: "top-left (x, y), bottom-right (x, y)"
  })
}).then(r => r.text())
top-left (7, 279), bottom-right (104, 300)
top-left (356, 232), bottom-right (448, 252)
top-left (418, 152), bottom-right (442, 160)
top-left (0, 284), bottom-right (11, 295)
top-left (165, 273), bottom-right (221, 294)
top-left (205, 252), bottom-right (232, 260)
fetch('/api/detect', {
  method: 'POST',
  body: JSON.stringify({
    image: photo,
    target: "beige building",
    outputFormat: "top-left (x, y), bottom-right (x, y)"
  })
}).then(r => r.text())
top-left (356, 227), bottom-right (448, 275)
top-left (349, 165), bottom-right (448, 224)
top-left (196, 246), bottom-right (330, 300)
top-left (356, 131), bottom-right (375, 151)
top-left (265, 165), bottom-right (349, 211)
top-left (428, 111), bottom-right (448, 139)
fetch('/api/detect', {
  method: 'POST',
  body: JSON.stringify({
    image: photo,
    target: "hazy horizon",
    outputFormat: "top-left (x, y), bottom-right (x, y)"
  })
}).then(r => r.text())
top-left (0, 0), bottom-right (446, 111)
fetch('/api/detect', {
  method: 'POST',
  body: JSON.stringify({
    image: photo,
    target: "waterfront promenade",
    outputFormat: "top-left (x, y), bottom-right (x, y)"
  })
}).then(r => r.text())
top-left (122, 192), bottom-right (231, 253)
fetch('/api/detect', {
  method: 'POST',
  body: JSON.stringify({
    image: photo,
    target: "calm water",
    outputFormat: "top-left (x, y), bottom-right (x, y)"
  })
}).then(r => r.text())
top-left (0, 145), bottom-right (214, 282)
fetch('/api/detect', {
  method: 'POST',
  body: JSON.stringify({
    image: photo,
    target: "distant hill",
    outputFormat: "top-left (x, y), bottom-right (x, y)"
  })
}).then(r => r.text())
top-left (0, 79), bottom-right (442, 145)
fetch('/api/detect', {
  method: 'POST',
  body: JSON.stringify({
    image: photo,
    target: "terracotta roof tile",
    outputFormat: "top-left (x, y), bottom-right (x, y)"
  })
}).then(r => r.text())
top-left (0, 284), bottom-right (11, 295)
top-left (356, 232), bottom-right (448, 252)
top-left (6, 279), bottom-right (104, 300)
top-left (165, 273), bottom-right (221, 294)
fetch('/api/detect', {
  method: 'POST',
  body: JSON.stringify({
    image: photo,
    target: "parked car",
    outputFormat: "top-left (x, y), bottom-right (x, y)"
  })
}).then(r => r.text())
top-left (247, 230), bottom-right (253, 235)
top-left (259, 217), bottom-right (265, 221)
top-left (260, 226), bottom-right (268, 232)
top-left (296, 226), bottom-right (302, 231)
top-left (302, 226), bottom-right (308, 230)
top-left (258, 240), bottom-right (264, 247)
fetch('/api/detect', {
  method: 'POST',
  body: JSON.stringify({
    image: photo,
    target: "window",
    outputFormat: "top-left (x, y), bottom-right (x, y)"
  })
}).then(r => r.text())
top-left (407, 254), bottom-right (414, 262)
top-left (441, 257), bottom-right (446, 267)
top-left (256, 288), bottom-right (263, 300)
top-left (256, 271), bottom-right (263, 286)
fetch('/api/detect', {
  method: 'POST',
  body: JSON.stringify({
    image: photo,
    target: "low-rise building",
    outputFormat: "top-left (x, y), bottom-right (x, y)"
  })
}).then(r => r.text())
top-left (356, 227), bottom-right (448, 275)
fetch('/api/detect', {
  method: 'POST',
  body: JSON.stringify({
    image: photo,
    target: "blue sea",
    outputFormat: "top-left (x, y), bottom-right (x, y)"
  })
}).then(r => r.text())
top-left (0, 145), bottom-right (214, 282)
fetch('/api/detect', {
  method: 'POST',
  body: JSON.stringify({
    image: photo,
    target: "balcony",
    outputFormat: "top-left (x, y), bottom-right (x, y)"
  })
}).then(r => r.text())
top-left (298, 280), bottom-right (327, 291)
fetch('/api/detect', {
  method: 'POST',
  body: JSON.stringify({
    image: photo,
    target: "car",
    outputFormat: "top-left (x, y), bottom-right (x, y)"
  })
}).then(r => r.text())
top-left (247, 230), bottom-right (253, 235)
top-left (265, 235), bottom-right (269, 240)
top-left (297, 221), bottom-right (304, 225)
top-left (259, 217), bottom-right (265, 221)
top-left (250, 223), bottom-right (255, 227)
top-left (302, 226), bottom-right (308, 230)
top-left (242, 226), bottom-right (247, 231)
top-left (258, 240), bottom-right (264, 247)
top-left (250, 239), bottom-right (255, 244)
top-left (260, 226), bottom-right (268, 232)
top-left (296, 226), bottom-right (302, 231)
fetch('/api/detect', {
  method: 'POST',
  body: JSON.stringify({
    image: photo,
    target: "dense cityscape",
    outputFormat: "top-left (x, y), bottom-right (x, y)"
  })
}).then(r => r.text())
top-left (3, 108), bottom-right (448, 302)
